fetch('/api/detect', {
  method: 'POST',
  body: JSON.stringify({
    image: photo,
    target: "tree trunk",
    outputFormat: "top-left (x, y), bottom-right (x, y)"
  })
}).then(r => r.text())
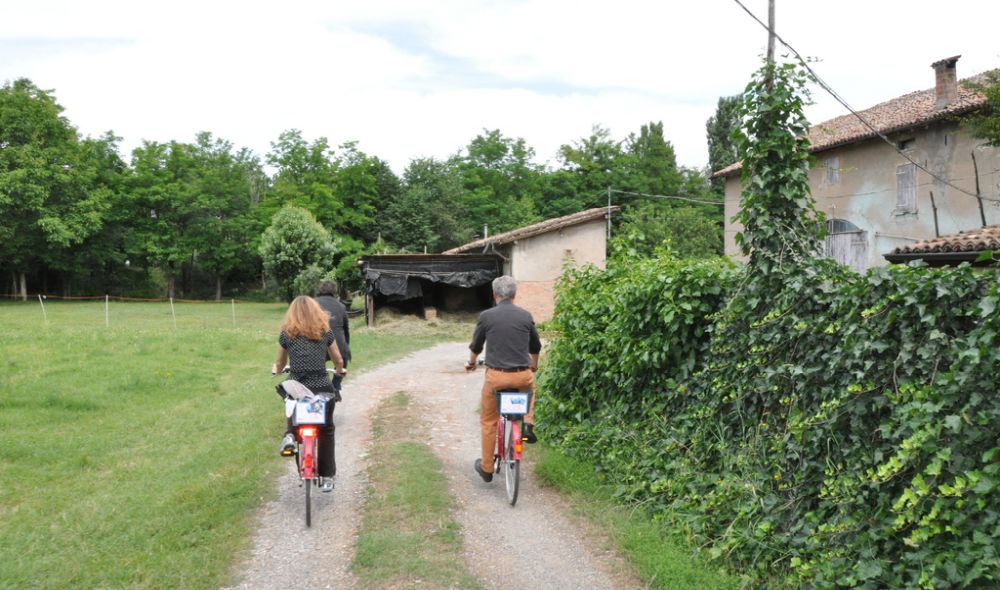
top-left (9, 272), bottom-right (15, 299)
top-left (215, 275), bottom-right (222, 301)
top-left (19, 272), bottom-right (27, 301)
top-left (167, 275), bottom-right (175, 300)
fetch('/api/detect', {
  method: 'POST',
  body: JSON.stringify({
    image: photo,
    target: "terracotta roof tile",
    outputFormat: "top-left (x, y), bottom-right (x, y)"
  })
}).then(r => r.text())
top-left (712, 70), bottom-right (994, 179)
top-left (443, 207), bottom-right (619, 254)
top-left (890, 225), bottom-right (1000, 255)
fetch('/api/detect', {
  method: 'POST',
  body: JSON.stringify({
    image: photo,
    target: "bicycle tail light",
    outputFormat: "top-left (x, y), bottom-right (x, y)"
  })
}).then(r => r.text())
top-left (300, 426), bottom-right (317, 438)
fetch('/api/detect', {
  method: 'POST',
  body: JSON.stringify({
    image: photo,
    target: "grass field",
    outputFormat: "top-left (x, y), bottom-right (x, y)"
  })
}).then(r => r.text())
top-left (0, 301), bottom-right (470, 589)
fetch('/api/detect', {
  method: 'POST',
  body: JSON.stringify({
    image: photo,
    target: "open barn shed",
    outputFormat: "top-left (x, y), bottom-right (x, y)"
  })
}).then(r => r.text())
top-left (358, 254), bottom-right (501, 325)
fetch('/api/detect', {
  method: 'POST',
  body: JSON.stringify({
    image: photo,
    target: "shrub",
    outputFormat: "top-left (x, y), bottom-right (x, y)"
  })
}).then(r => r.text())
top-left (540, 257), bottom-right (1000, 588)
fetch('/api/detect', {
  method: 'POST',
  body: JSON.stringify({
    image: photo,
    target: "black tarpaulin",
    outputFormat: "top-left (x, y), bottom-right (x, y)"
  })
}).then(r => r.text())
top-left (360, 254), bottom-right (501, 301)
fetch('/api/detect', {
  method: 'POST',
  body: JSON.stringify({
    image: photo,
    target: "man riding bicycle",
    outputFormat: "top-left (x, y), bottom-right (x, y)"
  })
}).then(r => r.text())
top-left (465, 275), bottom-right (541, 483)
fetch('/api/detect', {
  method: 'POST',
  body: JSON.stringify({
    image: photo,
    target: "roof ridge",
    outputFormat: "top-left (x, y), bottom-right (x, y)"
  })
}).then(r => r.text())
top-left (712, 67), bottom-right (996, 179)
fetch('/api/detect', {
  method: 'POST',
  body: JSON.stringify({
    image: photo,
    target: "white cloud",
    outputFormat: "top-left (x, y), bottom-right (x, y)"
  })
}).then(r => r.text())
top-left (2, 0), bottom-right (999, 173)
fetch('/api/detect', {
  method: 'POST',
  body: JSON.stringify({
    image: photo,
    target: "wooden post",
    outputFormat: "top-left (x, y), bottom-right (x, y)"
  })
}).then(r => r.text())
top-left (930, 191), bottom-right (940, 238)
top-left (971, 151), bottom-right (987, 228)
top-left (366, 293), bottom-right (375, 327)
top-left (37, 294), bottom-right (47, 324)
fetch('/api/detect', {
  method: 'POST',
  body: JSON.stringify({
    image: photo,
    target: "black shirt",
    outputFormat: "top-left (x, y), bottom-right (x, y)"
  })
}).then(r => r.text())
top-left (279, 330), bottom-right (335, 391)
top-left (314, 295), bottom-right (351, 364)
top-left (469, 300), bottom-right (542, 369)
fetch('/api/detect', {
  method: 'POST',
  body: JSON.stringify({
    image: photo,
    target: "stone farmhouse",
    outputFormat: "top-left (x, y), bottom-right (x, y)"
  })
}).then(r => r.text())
top-left (714, 56), bottom-right (1000, 272)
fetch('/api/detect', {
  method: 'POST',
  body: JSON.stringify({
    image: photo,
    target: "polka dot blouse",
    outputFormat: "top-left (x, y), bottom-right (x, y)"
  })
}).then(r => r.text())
top-left (279, 330), bottom-right (335, 391)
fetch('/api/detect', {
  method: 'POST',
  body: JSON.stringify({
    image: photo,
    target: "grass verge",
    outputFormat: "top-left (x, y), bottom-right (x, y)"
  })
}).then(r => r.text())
top-left (0, 301), bottom-right (471, 590)
top-left (353, 392), bottom-right (481, 590)
top-left (534, 444), bottom-right (738, 590)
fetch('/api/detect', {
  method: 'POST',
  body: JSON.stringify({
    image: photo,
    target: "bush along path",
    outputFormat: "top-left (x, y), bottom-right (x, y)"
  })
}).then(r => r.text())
top-left (539, 58), bottom-right (1000, 589)
top-left (224, 343), bottom-right (650, 590)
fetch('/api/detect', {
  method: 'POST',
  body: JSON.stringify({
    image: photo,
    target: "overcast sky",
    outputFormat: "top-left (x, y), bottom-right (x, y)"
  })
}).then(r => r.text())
top-left (3, 0), bottom-right (999, 174)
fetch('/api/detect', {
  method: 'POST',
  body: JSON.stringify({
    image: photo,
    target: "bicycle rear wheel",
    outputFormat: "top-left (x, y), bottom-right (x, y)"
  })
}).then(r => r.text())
top-left (305, 478), bottom-right (312, 527)
top-left (504, 422), bottom-right (520, 506)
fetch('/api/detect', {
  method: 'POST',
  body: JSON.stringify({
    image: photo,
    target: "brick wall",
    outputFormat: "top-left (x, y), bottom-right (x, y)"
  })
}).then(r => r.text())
top-left (514, 280), bottom-right (557, 323)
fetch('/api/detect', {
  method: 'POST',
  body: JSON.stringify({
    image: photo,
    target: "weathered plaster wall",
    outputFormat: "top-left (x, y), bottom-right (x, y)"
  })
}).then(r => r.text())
top-left (724, 123), bottom-right (1000, 269)
top-left (510, 219), bottom-right (608, 281)
top-left (506, 218), bottom-right (608, 321)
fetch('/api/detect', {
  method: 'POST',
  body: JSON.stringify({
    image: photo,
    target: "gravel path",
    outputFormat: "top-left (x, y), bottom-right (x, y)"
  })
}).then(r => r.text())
top-left (223, 342), bottom-right (640, 590)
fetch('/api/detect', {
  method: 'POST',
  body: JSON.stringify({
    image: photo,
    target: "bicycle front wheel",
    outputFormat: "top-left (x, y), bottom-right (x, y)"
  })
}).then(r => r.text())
top-left (504, 422), bottom-right (520, 506)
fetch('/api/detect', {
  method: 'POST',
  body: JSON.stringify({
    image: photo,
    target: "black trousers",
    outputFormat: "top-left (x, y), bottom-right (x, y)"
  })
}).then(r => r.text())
top-left (286, 388), bottom-right (337, 478)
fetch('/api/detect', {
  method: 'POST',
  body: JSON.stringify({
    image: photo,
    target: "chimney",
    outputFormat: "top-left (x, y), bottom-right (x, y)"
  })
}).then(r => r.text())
top-left (931, 55), bottom-right (961, 110)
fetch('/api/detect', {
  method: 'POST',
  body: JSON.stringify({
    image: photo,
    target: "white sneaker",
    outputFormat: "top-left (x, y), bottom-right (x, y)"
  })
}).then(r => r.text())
top-left (320, 477), bottom-right (335, 493)
top-left (279, 433), bottom-right (295, 456)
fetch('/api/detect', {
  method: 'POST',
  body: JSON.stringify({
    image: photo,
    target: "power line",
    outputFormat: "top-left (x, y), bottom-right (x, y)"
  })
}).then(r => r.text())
top-left (610, 189), bottom-right (725, 206)
top-left (730, 0), bottom-right (1000, 204)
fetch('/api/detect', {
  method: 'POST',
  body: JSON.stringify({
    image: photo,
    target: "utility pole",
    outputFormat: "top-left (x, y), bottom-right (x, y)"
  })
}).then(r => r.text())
top-left (766, 0), bottom-right (775, 65)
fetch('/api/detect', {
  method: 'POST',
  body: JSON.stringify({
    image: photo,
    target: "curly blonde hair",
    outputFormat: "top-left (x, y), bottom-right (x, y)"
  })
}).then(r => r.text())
top-left (280, 296), bottom-right (330, 340)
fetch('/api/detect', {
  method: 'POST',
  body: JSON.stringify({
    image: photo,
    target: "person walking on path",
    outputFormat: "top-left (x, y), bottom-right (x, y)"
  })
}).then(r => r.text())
top-left (314, 280), bottom-right (351, 393)
top-left (465, 275), bottom-right (541, 482)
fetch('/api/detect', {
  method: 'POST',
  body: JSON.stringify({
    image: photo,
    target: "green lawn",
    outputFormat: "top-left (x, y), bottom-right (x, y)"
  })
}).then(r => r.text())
top-left (0, 301), bottom-right (468, 589)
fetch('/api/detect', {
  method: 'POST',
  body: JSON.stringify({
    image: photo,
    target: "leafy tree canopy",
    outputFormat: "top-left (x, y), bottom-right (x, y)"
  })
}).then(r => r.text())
top-left (963, 70), bottom-right (1000, 147)
top-left (259, 205), bottom-right (337, 301)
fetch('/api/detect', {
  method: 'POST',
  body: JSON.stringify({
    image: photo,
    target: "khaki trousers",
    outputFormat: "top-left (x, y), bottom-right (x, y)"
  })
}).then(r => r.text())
top-left (480, 368), bottom-right (536, 470)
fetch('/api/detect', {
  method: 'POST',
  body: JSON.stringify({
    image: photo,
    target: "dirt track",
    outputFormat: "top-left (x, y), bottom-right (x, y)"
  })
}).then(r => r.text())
top-left (223, 342), bottom-right (639, 589)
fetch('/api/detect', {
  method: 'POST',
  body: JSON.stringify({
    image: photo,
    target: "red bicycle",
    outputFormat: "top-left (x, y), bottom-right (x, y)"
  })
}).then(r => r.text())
top-left (492, 389), bottom-right (532, 506)
top-left (277, 374), bottom-right (334, 527)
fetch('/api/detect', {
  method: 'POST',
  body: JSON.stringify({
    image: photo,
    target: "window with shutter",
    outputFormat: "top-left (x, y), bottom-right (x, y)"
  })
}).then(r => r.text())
top-left (823, 156), bottom-right (840, 185)
top-left (895, 164), bottom-right (916, 213)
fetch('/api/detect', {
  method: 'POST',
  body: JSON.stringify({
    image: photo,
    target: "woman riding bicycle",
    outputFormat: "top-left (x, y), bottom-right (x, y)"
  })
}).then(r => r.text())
top-left (271, 295), bottom-right (346, 492)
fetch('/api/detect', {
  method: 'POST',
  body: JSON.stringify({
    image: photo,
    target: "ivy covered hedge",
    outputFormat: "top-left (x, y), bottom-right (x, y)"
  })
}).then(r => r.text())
top-left (538, 257), bottom-right (1000, 588)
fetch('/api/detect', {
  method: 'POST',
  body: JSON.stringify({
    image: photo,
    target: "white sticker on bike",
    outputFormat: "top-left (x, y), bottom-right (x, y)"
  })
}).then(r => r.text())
top-left (499, 393), bottom-right (529, 415)
top-left (294, 400), bottom-right (327, 425)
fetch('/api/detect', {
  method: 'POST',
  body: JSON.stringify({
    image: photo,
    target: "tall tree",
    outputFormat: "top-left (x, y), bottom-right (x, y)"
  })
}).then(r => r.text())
top-left (55, 131), bottom-right (129, 296)
top-left (264, 131), bottom-right (388, 246)
top-left (264, 129), bottom-right (340, 229)
top-left (126, 140), bottom-right (201, 298)
top-left (332, 142), bottom-right (383, 243)
top-left (186, 132), bottom-right (265, 300)
top-left (0, 79), bottom-right (109, 299)
top-left (383, 157), bottom-right (470, 251)
top-left (455, 129), bottom-right (541, 236)
top-left (554, 125), bottom-right (628, 212)
top-left (963, 71), bottom-right (1000, 146)
top-left (624, 121), bottom-right (682, 197)
top-left (706, 95), bottom-right (741, 193)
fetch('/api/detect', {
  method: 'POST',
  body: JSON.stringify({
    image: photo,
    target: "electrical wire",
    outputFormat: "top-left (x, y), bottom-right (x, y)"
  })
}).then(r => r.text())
top-left (610, 189), bottom-right (726, 206)
top-left (730, 0), bottom-right (1000, 204)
